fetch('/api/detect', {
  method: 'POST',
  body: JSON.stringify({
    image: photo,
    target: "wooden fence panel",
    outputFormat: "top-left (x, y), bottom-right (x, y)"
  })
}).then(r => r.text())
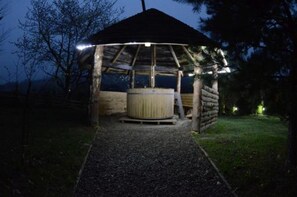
top-left (98, 91), bottom-right (127, 115)
top-left (181, 94), bottom-right (193, 108)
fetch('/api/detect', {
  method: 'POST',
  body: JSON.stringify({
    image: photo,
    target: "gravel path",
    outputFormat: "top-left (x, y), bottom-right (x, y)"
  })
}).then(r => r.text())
top-left (75, 116), bottom-right (234, 197)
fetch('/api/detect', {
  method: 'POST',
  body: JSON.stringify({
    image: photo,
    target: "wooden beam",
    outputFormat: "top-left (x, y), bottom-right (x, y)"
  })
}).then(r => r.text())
top-left (201, 96), bottom-right (218, 104)
top-left (90, 45), bottom-right (104, 126)
top-left (155, 72), bottom-right (176, 76)
top-left (203, 85), bottom-right (219, 95)
top-left (202, 101), bottom-right (219, 108)
top-left (182, 46), bottom-right (197, 66)
top-left (111, 45), bottom-right (126, 64)
top-left (169, 45), bottom-right (181, 68)
top-left (103, 63), bottom-right (132, 70)
top-left (132, 45), bottom-right (141, 66)
top-left (182, 46), bottom-right (203, 70)
top-left (132, 71), bottom-right (177, 77)
top-left (171, 45), bottom-right (183, 93)
top-left (202, 89), bottom-right (219, 100)
top-left (102, 62), bottom-right (178, 73)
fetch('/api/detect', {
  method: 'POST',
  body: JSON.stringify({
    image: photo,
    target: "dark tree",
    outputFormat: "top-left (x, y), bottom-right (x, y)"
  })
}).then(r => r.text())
top-left (15, 0), bottom-right (122, 96)
top-left (175, 0), bottom-right (297, 166)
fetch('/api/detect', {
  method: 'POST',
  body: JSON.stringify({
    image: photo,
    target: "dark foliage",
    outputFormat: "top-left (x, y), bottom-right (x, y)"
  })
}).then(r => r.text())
top-left (175, 0), bottom-right (297, 165)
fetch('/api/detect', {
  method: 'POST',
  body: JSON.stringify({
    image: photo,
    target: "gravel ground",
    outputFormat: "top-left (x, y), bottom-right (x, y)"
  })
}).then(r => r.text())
top-left (75, 116), bottom-right (234, 197)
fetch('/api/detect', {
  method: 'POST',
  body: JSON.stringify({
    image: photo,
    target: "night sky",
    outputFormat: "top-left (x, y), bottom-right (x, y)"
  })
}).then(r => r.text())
top-left (0, 0), bottom-right (204, 84)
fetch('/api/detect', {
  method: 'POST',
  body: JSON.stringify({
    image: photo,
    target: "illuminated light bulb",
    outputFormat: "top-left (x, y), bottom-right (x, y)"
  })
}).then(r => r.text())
top-left (76, 44), bottom-right (93, 50)
top-left (144, 42), bottom-right (151, 47)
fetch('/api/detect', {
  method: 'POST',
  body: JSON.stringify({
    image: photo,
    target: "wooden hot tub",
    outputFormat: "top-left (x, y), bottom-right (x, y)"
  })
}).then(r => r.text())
top-left (127, 88), bottom-right (174, 119)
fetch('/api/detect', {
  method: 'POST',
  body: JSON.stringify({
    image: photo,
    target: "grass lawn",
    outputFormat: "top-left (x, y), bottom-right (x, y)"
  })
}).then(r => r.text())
top-left (193, 116), bottom-right (297, 196)
top-left (0, 106), bottom-right (96, 196)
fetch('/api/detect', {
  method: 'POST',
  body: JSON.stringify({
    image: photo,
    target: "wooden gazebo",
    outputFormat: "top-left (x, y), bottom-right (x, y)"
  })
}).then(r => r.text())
top-left (77, 8), bottom-right (228, 132)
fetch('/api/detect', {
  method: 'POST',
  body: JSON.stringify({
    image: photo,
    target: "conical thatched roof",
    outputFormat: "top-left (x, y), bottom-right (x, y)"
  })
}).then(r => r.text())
top-left (79, 8), bottom-right (217, 46)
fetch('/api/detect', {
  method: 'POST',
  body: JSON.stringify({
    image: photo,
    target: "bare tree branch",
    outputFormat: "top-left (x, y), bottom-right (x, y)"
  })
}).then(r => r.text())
top-left (15, 0), bottom-right (123, 96)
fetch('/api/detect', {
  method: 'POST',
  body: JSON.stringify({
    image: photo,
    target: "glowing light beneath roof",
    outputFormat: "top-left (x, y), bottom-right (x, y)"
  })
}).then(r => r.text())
top-left (202, 67), bottom-right (231, 75)
top-left (221, 67), bottom-right (231, 73)
top-left (76, 44), bottom-right (94, 50)
top-left (144, 42), bottom-right (151, 47)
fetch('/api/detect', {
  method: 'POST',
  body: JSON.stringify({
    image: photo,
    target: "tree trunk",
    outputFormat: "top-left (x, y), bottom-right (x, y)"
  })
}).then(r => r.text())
top-left (282, 0), bottom-right (297, 167)
top-left (288, 51), bottom-right (297, 166)
top-left (89, 46), bottom-right (104, 126)
top-left (288, 105), bottom-right (297, 166)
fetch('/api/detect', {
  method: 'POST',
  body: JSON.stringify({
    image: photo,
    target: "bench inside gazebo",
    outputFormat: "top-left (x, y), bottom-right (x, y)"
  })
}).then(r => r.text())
top-left (77, 8), bottom-right (228, 132)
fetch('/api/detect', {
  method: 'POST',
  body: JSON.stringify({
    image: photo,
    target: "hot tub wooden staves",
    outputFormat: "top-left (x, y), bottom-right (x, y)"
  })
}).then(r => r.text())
top-left (127, 88), bottom-right (174, 120)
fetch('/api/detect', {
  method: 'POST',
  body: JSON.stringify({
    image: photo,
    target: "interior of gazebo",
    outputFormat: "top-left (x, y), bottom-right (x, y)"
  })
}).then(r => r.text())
top-left (77, 9), bottom-right (228, 132)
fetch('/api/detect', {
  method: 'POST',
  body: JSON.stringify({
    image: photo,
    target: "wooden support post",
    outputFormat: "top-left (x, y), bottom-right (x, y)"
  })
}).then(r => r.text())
top-left (150, 66), bottom-right (156, 88)
top-left (111, 45), bottom-right (126, 64)
top-left (150, 45), bottom-right (156, 88)
top-left (182, 46), bottom-right (204, 132)
top-left (212, 64), bottom-right (218, 91)
top-left (192, 66), bottom-right (202, 132)
top-left (90, 45), bottom-right (104, 126)
top-left (170, 45), bottom-right (182, 93)
top-left (130, 45), bottom-right (141, 88)
top-left (130, 70), bottom-right (135, 88)
top-left (175, 92), bottom-right (185, 120)
top-left (177, 70), bottom-right (182, 94)
top-left (182, 46), bottom-right (204, 131)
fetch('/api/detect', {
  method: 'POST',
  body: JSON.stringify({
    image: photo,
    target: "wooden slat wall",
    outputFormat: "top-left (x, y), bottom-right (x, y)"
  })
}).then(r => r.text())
top-left (181, 94), bottom-right (193, 108)
top-left (181, 85), bottom-right (219, 132)
top-left (98, 91), bottom-right (127, 115)
top-left (200, 85), bottom-right (219, 132)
